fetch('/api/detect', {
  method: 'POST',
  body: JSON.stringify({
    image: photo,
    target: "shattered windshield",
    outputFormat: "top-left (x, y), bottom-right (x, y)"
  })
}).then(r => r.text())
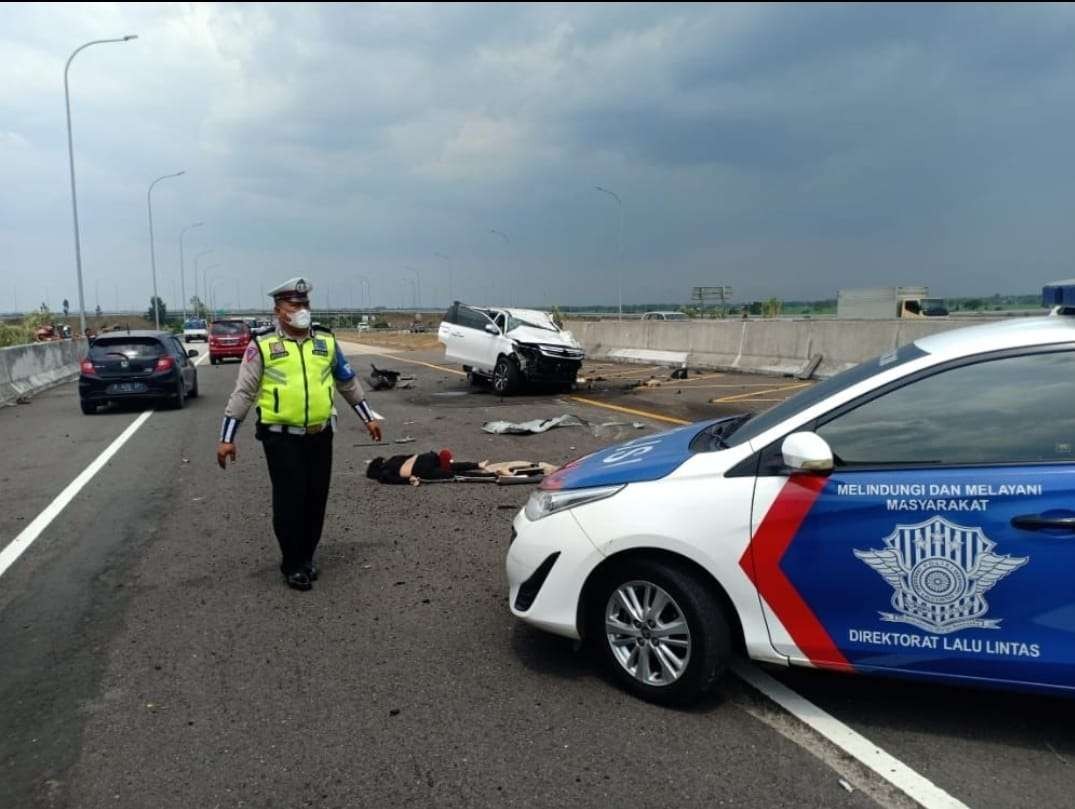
top-left (506, 313), bottom-right (559, 333)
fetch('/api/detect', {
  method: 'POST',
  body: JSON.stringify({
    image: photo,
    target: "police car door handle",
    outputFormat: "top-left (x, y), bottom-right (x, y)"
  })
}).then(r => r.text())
top-left (1010, 514), bottom-right (1075, 532)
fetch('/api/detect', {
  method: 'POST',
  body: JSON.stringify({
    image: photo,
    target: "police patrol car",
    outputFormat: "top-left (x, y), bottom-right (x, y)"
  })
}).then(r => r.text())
top-left (507, 281), bottom-right (1075, 705)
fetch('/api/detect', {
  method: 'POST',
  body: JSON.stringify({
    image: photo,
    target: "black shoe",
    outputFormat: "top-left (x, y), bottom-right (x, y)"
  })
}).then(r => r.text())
top-left (285, 570), bottom-right (312, 591)
top-left (304, 561), bottom-right (319, 581)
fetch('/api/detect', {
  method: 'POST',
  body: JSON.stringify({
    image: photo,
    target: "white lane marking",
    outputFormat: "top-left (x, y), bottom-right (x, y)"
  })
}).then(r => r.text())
top-left (0, 352), bottom-right (209, 580)
top-left (732, 661), bottom-right (971, 809)
top-left (0, 410), bottom-right (153, 579)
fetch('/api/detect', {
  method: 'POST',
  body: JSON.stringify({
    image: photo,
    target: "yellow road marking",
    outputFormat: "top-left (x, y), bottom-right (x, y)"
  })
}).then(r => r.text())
top-left (672, 372), bottom-right (725, 384)
top-left (710, 382), bottom-right (811, 403)
top-left (567, 396), bottom-right (691, 426)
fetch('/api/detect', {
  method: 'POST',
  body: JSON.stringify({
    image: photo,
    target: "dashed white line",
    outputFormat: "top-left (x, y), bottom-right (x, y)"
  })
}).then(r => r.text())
top-left (732, 661), bottom-right (971, 809)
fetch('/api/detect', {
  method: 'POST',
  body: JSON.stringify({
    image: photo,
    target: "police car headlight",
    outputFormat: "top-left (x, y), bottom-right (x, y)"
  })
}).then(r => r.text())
top-left (524, 485), bottom-right (625, 522)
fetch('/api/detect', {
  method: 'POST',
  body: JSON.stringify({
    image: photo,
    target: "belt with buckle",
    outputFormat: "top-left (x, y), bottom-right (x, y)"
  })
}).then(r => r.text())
top-left (265, 422), bottom-right (329, 435)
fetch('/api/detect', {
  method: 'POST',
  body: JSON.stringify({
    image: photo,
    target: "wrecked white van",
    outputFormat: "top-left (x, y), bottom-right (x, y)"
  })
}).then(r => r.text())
top-left (438, 303), bottom-right (584, 394)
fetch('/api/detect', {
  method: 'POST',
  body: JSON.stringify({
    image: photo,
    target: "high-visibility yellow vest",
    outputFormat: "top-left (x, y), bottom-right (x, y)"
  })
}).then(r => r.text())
top-left (256, 332), bottom-right (336, 427)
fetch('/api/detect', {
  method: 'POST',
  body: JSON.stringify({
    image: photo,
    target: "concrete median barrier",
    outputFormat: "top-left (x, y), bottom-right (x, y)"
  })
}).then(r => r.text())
top-left (0, 340), bottom-right (88, 406)
top-left (567, 317), bottom-right (1005, 378)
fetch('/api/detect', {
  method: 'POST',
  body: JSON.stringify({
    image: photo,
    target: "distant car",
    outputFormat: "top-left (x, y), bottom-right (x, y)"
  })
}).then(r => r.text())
top-left (183, 318), bottom-right (208, 343)
top-left (209, 319), bottom-right (252, 365)
top-left (79, 331), bottom-right (199, 414)
top-left (410, 322), bottom-right (430, 333)
top-left (642, 311), bottom-right (689, 321)
top-left (439, 303), bottom-right (584, 394)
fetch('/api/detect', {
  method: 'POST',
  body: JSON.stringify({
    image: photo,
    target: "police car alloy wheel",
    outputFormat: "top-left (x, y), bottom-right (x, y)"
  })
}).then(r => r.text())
top-left (588, 559), bottom-right (732, 706)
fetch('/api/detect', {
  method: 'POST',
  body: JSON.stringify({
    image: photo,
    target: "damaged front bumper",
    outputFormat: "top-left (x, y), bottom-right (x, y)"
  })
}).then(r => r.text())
top-left (513, 343), bottom-right (584, 383)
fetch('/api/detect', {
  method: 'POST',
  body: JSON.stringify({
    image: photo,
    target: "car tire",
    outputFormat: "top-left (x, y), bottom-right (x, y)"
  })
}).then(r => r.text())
top-left (172, 378), bottom-right (186, 410)
top-left (190, 372), bottom-right (199, 398)
top-left (492, 355), bottom-right (521, 396)
top-left (80, 400), bottom-right (96, 415)
top-left (587, 558), bottom-right (732, 707)
top-left (210, 357), bottom-right (219, 366)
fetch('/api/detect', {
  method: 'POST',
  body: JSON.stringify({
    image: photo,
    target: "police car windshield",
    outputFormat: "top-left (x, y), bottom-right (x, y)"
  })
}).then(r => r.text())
top-left (722, 342), bottom-right (929, 447)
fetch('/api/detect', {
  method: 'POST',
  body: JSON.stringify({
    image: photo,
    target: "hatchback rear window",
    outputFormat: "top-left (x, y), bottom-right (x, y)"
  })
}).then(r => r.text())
top-left (211, 322), bottom-right (247, 335)
top-left (89, 339), bottom-right (163, 360)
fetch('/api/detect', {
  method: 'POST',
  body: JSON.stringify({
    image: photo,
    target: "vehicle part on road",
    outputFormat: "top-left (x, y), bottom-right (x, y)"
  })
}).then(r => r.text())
top-left (368, 364), bottom-right (401, 390)
top-left (588, 558), bottom-right (731, 706)
top-left (482, 414), bottom-right (647, 439)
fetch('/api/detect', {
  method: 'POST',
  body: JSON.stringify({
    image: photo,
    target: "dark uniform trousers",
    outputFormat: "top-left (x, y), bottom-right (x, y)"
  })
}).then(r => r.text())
top-left (259, 426), bottom-right (334, 574)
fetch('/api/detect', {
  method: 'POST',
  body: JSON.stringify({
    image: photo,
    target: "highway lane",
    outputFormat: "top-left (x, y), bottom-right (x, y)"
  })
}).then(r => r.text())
top-left (2, 346), bottom-right (1072, 809)
top-left (1, 351), bottom-right (879, 809)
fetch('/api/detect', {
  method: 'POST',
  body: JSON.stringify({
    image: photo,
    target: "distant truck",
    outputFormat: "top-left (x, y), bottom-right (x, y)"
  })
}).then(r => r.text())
top-left (836, 287), bottom-right (948, 319)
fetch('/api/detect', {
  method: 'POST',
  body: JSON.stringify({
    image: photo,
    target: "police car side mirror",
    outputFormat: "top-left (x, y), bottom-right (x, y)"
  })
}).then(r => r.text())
top-left (485, 324), bottom-right (500, 335)
top-left (187, 349), bottom-right (199, 358)
top-left (781, 432), bottom-right (834, 474)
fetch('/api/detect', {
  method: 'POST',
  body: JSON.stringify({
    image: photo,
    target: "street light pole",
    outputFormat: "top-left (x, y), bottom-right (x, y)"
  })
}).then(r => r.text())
top-left (179, 221), bottom-right (204, 324)
top-left (65, 35), bottom-right (138, 337)
top-left (594, 186), bottom-right (624, 321)
top-left (402, 267), bottom-right (421, 309)
top-left (147, 170), bottom-right (185, 329)
top-left (434, 252), bottom-right (453, 304)
top-left (203, 265), bottom-right (221, 315)
top-left (488, 228), bottom-right (513, 307)
top-left (193, 249), bottom-right (213, 313)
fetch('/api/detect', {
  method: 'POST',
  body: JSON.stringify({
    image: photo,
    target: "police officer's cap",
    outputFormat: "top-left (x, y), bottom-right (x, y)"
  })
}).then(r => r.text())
top-left (267, 277), bottom-right (313, 304)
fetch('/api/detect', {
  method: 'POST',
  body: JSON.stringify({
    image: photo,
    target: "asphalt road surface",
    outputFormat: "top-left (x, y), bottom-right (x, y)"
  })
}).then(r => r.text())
top-left (1, 343), bottom-right (1073, 809)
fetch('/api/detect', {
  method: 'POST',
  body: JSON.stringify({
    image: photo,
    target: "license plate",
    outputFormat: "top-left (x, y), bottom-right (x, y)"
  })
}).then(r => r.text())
top-left (107, 382), bottom-right (146, 394)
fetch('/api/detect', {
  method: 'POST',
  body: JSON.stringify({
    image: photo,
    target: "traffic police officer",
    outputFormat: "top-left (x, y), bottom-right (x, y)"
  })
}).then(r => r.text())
top-left (216, 277), bottom-right (382, 590)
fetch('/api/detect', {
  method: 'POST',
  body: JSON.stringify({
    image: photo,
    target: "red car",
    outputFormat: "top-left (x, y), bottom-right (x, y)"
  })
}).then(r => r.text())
top-left (208, 320), bottom-right (252, 365)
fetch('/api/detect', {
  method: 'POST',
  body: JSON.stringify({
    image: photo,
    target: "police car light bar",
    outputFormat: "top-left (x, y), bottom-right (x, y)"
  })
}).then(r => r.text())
top-left (1042, 279), bottom-right (1075, 315)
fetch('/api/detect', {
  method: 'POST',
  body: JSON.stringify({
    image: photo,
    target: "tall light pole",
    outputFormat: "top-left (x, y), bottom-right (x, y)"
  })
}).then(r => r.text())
top-left (203, 265), bottom-right (221, 314)
top-left (594, 185), bottom-right (624, 321)
top-left (147, 171), bottom-right (185, 328)
top-left (354, 274), bottom-right (371, 309)
top-left (210, 278), bottom-right (226, 315)
top-left (402, 267), bottom-right (422, 309)
top-left (434, 252), bottom-right (453, 305)
top-left (65, 35), bottom-right (138, 337)
top-left (193, 249), bottom-right (213, 313)
top-left (179, 221), bottom-right (203, 323)
top-left (488, 228), bottom-right (513, 307)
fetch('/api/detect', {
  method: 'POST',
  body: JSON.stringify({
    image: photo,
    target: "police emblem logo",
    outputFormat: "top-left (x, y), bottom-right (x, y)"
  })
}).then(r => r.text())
top-left (313, 338), bottom-right (328, 356)
top-left (854, 516), bottom-right (1028, 634)
top-left (269, 341), bottom-right (288, 359)
top-left (296, 279), bottom-right (309, 293)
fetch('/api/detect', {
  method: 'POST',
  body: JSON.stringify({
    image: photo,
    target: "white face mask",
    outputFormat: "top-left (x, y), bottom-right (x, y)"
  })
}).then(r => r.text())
top-left (286, 308), bottom-right (312, 330)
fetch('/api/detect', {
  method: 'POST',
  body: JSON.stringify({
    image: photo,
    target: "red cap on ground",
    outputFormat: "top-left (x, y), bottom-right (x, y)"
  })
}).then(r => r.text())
top-left (438, 449), bottom-right (453, 471)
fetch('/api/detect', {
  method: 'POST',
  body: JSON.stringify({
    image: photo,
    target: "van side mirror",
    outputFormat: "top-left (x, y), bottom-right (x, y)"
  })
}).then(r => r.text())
top-left (781, 432), bottom-right (834, 474)
top-left (485, 324), bottom-right (499, 335)
top-left (187, 349), bottom-right (199, 357)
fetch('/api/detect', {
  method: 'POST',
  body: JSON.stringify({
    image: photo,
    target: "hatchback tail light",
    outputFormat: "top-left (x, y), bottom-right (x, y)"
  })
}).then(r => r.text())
top-left (155, 355), bottom-right (175, 372)
top-left (80, 359), bottom-right (96, 376)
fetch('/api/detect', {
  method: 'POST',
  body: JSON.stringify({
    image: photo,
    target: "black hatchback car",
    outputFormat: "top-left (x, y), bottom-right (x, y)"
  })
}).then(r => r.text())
top-left (79, 331), bottom-right (200, 414)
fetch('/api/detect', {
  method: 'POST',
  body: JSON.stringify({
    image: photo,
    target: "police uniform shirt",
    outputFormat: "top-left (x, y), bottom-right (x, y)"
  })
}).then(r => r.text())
top-left (219, 325), bottom-right (373, 442)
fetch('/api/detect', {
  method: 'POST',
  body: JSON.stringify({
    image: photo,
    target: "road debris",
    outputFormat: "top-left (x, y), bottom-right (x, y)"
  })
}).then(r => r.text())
top-left (367, 364), bottom-right (401, 390)
top-left (482, 414), bottom-right (647, 438)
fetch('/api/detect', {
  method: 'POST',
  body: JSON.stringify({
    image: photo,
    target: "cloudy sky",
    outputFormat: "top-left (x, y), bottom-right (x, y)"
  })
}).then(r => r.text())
top-left (3, 2), bottom-right (1075, 314)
